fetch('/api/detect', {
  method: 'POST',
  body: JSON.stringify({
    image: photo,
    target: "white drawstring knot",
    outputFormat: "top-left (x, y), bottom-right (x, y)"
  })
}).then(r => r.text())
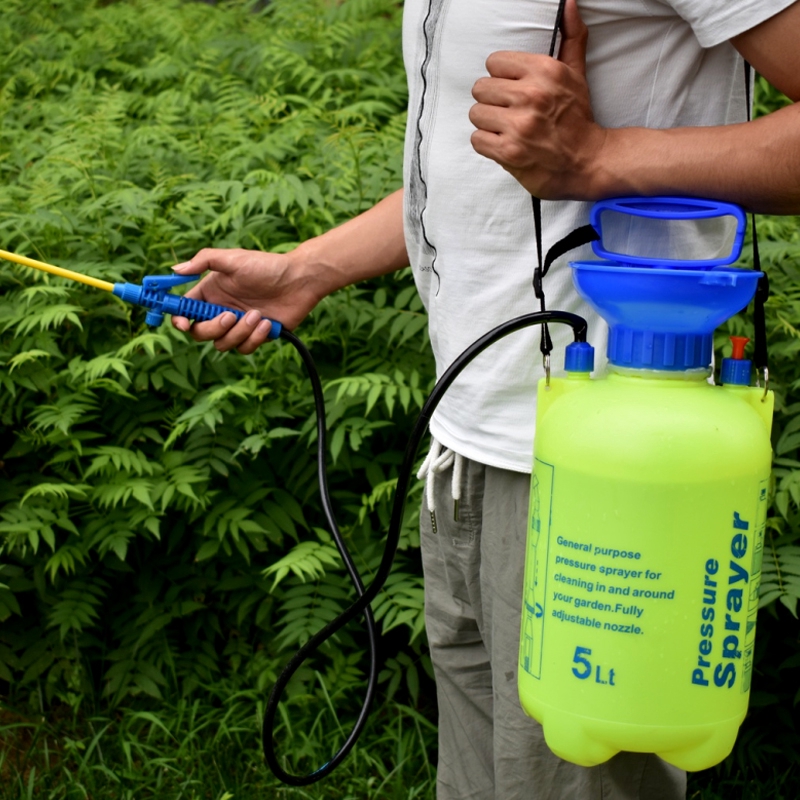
top-left (417, 439), bottom-right (464, 534)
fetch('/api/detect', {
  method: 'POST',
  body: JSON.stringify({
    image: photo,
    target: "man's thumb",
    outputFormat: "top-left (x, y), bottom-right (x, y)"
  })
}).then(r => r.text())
top-left (557, 0), bottom-right (588, 76)
top-left (173, 249), bottom-right (238, 276)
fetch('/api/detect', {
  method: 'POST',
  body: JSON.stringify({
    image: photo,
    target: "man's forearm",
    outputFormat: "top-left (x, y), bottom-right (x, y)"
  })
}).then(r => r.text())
top-left (593, 104), bottom-right (800, 215)
top-left (290, 188), bottom-right (409, 300)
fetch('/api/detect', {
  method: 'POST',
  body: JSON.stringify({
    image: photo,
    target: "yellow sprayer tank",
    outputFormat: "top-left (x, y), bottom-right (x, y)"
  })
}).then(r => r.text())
top-left (518, 198), bottom-right (774, 771)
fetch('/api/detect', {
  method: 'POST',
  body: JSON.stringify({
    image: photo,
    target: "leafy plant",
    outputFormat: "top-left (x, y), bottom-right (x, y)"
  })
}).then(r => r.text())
top-left (0, 0), bottom-right (430, 719)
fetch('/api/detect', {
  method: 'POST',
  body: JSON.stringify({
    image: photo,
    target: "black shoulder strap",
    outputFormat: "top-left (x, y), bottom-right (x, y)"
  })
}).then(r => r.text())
top-left (531, 0), bottom-right (569, 363)
top-left (745, 61), bottom-right (770, 382)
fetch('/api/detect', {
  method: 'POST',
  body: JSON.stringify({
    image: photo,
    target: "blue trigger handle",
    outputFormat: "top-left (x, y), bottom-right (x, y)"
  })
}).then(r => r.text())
top-left (112, 273), bottom-right (283, 339)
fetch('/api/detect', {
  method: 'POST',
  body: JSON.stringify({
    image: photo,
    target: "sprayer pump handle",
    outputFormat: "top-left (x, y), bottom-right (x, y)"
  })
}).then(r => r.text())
top-left (112, 274), bottom-right (283, 339)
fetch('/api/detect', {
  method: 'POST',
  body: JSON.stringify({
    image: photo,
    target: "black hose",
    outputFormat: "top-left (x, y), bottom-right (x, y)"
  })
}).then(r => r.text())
top-left (267, 329), bottom-right (379, 784)
top-left (265, 310), bottom-right (588, 786)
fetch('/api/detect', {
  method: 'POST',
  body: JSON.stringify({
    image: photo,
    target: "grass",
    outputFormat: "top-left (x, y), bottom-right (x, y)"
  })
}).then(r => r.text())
top-left (0, 685), bottom-right (438, 799)
top-left (688, 769), bottom-right (800, 800)
top-left (4, 685), bottom-right (799, 799)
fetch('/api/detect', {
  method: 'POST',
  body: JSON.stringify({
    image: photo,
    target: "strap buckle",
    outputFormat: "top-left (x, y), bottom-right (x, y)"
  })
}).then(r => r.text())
top-left (757, 366), bottom-right (769, 400)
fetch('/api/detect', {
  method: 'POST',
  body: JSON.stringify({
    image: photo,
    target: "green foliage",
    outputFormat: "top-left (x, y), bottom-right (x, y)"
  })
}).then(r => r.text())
top-left (1, 2), bottom-right (799, 794)
top-left (0, 0), bottom-right (430, 721)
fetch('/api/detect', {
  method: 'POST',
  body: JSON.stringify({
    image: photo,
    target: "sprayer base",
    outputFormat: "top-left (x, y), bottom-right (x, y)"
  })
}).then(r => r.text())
top-left (523, 696), bottom-right (743, 772)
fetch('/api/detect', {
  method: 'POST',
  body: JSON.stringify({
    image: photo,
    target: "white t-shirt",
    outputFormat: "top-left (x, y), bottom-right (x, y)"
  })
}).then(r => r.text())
top-left (402, 0), bottom-right (794, 473)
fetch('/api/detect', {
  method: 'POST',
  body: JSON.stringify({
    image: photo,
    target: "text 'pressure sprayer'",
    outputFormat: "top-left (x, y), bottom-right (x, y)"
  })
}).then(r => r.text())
top-left (1, 195), bottom-right (772, 783)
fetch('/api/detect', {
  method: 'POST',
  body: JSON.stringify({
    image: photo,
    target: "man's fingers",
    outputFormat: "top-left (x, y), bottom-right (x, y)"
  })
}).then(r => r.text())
top-left (179, 274), bottom-right (216, 303)
top-left (485, 51), bottom-right (542, 81)
top-left (482, 0), bottom-right (588, 83)
top-left (182, 311), bottom-right (238, 342)
top-left (468, 99), bottom-right (507, 133)
top-left (185, 309), bottom-right (271, 352)
top-left (211, 310), bottom-right (269, 352)
top-left (173, 309), bottom-right (274, 354)
top-left (557, 0), bottom-right (589, 76)
top-left (172, 266), bottom-right (242, 307)
top-left (471, 76), bottom-right (522, 107)
top-left (471, 129), bottom-right (530, 170)
top-left (470, 129), bottom-right (504, 162)
top-left (236, 318), bottom-right (274, 355)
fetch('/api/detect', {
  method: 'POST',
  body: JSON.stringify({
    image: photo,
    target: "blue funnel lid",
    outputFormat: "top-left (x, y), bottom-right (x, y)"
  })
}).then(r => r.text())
top-left (572, 197), bottom-right (759, 371)
top-left (572, 264), bottom-right (761, 370)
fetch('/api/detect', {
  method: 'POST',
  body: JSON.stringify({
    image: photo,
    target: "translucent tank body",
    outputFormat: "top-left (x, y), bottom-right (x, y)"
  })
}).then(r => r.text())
top-left (518, 370), bottom-right (773, 770)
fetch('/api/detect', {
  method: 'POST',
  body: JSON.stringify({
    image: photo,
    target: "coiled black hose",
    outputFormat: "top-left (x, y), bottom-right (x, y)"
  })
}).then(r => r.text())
top-left (265, 310), bottom-right (588, 786)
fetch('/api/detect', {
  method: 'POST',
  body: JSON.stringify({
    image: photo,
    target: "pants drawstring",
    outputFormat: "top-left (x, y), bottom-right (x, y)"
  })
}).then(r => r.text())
top-left (417, 438), bottom-right (464, 533)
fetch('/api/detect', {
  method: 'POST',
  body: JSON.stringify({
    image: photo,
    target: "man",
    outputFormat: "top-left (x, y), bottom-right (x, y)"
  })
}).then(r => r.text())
top-left (172, 0), bottom-right (800, 796)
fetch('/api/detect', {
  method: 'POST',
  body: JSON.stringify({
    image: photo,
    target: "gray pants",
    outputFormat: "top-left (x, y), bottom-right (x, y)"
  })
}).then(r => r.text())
top-left (420, 456), bottom-right (686, 800)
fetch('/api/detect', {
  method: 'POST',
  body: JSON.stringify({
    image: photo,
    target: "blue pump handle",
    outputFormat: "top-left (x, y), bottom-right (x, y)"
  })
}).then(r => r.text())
top-left (112, 273), bottom-right (283, 339)
top-left (589, 196), bottom-right (747, 269)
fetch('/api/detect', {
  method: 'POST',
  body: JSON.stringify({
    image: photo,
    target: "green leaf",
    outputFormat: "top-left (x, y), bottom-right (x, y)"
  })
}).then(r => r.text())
top-left (21, 483), bottom-right (90, 506)
top-left (7, 349), bottom-right (54, 372)
top-left (263, 540), bottom-right (341, 589)
top-left (195, 540), bottom-right (220, 562)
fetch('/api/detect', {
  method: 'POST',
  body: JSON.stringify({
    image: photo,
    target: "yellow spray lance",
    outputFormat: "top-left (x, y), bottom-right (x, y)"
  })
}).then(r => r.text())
top-left (0, 248), bottom-right (282, 336)
top-left (0, 248), bottom-right (115, 291)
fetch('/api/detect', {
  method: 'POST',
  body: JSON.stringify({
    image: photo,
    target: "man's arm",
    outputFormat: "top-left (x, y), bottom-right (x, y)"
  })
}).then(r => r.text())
top-left (171, 188), bottom-right (408, 353)
top-left (469, 0), bottom-right (800, 214)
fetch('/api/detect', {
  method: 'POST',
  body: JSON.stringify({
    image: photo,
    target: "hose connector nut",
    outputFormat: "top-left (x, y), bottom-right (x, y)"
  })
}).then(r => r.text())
top-left (565, 341), bottom-right (595, 373)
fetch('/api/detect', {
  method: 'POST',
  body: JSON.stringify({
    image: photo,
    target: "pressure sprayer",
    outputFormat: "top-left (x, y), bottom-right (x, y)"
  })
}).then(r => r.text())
top-left (0, 194), bottom-right (771, 784)
top-left (518, 197), bottom-right (773, 772)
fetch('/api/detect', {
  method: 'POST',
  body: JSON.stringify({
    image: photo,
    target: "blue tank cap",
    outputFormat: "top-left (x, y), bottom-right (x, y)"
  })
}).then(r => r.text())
top-left (590, 197), bottom-right (747, 269)
top-left (721, 358), bottom-right (753, 386)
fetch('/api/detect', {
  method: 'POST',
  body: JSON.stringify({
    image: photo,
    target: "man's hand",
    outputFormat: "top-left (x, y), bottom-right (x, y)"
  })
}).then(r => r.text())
top-left (469, 0), bottom-right (607, 199)
top-left (170, 249), bottom-right (321, 354)
top-left (169, 189), bottom-right (409, 354)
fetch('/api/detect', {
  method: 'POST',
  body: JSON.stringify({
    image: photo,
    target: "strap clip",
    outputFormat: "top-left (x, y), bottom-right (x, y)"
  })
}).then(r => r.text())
top-left (758, 367), bottom-right (769, 400)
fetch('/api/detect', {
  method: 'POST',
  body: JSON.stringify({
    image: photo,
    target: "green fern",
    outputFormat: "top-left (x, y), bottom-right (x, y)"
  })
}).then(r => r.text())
top-left (760, 530), bottom-right (800, 617)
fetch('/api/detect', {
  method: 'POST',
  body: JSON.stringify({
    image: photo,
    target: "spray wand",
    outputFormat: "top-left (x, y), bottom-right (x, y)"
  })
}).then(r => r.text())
top-left (0, 248), bottom-right (282, 336)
